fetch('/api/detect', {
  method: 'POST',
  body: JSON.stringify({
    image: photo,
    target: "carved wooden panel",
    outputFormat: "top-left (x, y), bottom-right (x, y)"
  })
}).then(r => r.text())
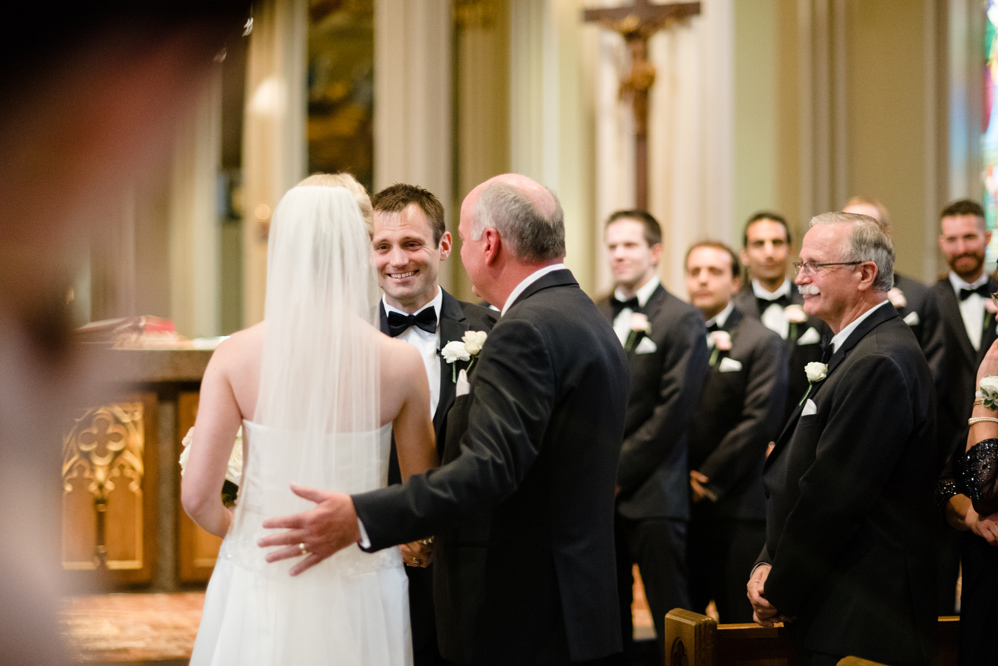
top-left (61, 394), bottom-right (157, 585)
top-left (177, 391), bottom-right (223, 582)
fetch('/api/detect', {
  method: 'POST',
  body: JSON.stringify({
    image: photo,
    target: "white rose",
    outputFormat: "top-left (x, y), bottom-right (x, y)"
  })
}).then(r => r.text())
top-left (785, 305), bottom-right (807, 324)
top-left (441, 340), bottom-right (471, 363)
top-left (980, 376), bottom-right (998, 393)
top-left (226, 428), bottom-right (243, 486)
top-left (462, 330), bottom-right (488, 356)
top-left (888, 288), bottom-right (907, 309)
top-left (710, 330), bottom-right (732, 351)
top-left (804, 362), bottom-right (828, 383)
top-left (178, 427), bottom-right (194, 476)
top-left (630, 312), bottom-right (650, 333)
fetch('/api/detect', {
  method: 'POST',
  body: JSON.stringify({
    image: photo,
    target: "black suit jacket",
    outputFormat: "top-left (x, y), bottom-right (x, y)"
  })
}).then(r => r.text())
top-left (596, 284), bottom-right (709, 521)
top-left (379, 289), bottom-right (495, 484)
top-left (892, 273), bottom-right (944, 391)
top-left (354, 269), bottom-right (629, 665)
top-left (687, 308), bottom-right (787, 520)
top-left (732, 285), bottom-right (831, 423)
top-left (759, 303), bottom-right (936, 665)
top-left (934, 276), bottom-right (998, 469)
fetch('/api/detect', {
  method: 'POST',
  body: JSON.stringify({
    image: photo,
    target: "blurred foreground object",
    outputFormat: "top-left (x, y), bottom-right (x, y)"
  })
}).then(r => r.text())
top-left (0, 3), bottom-right (249, 664)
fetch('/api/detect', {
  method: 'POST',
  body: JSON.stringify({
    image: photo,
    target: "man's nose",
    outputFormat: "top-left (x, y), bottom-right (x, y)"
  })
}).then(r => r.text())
top-left (387, 246), bottom-right (407, 266)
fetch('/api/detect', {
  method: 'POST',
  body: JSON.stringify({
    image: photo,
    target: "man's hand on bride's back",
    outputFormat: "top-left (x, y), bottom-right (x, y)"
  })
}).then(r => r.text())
top-left (258, 483), bottom-right (360, 576)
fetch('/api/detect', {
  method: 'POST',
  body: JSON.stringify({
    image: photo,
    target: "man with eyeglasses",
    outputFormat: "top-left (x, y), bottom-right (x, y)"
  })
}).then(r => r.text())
top-left (733, 212), bottom-right (831, 422)
top-left (932, 200), bottom-right (998, 666)
top-left (747, 212), bottom-right (936, 666)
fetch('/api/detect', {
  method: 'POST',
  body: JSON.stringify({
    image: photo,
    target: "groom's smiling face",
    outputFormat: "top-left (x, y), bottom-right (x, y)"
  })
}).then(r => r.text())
top-left (373, 204), bottom-right (452, 313)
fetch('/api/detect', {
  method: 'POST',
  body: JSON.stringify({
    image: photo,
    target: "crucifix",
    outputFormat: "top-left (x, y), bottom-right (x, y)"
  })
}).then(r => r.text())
top-left (583, 0), bottom-right (701, 210)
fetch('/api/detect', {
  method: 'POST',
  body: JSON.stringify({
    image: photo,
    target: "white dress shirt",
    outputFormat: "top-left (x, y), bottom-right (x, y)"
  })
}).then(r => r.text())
top-left (753, 278), bottom-right (794, 340)
top-left (383, 288), bottom-right (443, 418)
top-left (502, 263), bottom-right (567, 316)
top-left (949, 271), bottom-right (989, 351)
top-left (611, 276), bottom-right (661, 346)
top-left (829, 300), bottom-right (890, 354)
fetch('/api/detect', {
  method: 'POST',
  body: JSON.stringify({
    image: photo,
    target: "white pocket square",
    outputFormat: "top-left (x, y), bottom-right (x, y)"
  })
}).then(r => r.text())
top-left (455, 369), bottom-right (470, 397)
top-left (797, 327), bottom-right (821, 346)
top-left (635, 337), bottom-right (657, 354)
top-left (801, 398), bottom-right (817, 416)
top-left (718, 357), bottom-right (742, 372)
top-left (903, 311), bottom-right (920, 326)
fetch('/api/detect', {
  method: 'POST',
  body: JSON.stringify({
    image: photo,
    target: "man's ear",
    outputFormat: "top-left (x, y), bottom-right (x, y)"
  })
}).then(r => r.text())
top-left (438, 231), bottom-right (453, 261)
top-left (483, 228), bottom-right (501, 265)
top-left (857, 261), bottom-right (879, 291)
top-left (650, 243), bottom-right (664, 267)
top-left (731, 275), bottom-right (741, 296)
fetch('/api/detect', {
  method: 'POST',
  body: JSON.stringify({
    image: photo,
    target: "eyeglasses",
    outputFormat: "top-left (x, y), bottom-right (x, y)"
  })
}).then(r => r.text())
top-left (793, 261), bottom-right (862, 275)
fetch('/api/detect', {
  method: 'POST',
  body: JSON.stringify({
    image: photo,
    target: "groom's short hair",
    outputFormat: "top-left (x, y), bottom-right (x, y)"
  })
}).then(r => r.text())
top-left (371, 183), bottom-right (447, 246)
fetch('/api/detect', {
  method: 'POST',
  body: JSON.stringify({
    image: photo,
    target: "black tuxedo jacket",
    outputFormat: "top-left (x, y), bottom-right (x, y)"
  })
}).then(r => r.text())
top-left (596, 284), bottom-right (709, 521)
top-left (732, 285), bottom-right (831, 423)
top-left (934, 276), bottom-right (998, 469)
top-left (354, 269), bottom-right (629, 665)
top-left (687, 308), bottom-right (787, 520)
top-left (379, 289), bottom-right (495, 484)
top-left (759, 304), bottom-right (936, 665)
top-left (892, 273), bottom-right (944, 390)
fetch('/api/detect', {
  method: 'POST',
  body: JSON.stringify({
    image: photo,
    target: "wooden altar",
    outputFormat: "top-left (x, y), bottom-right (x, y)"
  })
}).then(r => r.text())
top-left (61, 348), bottom-right (221, 590)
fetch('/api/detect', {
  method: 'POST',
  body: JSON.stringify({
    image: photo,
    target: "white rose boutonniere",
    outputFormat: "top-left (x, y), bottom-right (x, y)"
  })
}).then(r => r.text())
top-left (888, 287), bottom-right (907, 309)
top-left (624, 313), bottom-right (651, 352)
top-left (708, 330), bottom-right (732, 367)
top-left (799, 361), bottom-right (829, 407)
top-left (179, 426), bottom-right (243, 506)
top-left (784, 305), bottom-right (807, 324)
top-left (979, 376), bottom-right (998, 409)
top-left (804, 362), bottom-right (828, 383)
top-left (441, 331), bottom-right (488, 381)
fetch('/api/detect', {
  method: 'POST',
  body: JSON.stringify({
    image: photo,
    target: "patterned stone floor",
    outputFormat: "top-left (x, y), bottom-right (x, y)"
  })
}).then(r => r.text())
top-left (60, 572), bottom-right (655, 663)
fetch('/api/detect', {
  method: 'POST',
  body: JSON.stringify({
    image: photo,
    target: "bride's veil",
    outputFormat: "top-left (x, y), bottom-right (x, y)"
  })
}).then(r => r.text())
top-left (251, 178), bottom-right (382, 511)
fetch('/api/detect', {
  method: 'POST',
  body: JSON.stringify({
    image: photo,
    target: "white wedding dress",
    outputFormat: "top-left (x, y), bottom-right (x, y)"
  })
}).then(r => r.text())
top-left (188, 184), bottom-right (412, 666)
top-left (189, 420), bottom-right (411, 666)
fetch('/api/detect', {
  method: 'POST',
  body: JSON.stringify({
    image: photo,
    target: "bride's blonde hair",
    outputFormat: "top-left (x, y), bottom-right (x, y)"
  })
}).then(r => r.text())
top-left (296, 173), bottom-right (373, 234)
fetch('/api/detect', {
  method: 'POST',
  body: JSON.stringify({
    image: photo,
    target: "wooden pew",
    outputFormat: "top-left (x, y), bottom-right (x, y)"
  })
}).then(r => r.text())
top-left (662, 610), bottom-right (959, 666)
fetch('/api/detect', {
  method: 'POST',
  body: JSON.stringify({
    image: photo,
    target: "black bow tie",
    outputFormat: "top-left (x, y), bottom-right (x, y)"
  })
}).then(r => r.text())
top-left (820, 336), bottom-right (833, 363)
top-left (757, 293), bottom-right (791, 312)
top-left (960, 284), bottom-right (991, 301)
top-left (387, 307), bottom-right (437, 337)
top-left (706, 322), bottom-right (722, 333)
top-left (611, 296), bottom-right (641, 318)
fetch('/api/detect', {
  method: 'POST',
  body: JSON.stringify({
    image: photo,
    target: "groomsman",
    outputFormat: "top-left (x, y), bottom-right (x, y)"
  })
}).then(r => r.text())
top-left (748, 213), bottom-right (936, 666)
top-left (684, 241), bottom-right (787, 623)
top-left (733, 212), bottom-right (830, 421)
top-left (371, 184), bottom-right (494, 666)
top-left (932, 199), bottom-right (998, 664)
top-left (596, 210), bottom-right (708, 657)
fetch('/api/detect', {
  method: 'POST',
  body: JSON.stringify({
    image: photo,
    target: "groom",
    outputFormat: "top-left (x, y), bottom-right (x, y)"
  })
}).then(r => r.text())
top-left (371, 183), bottom-right (494, 666)
top-left (261, 173), bottom-right (629, 666)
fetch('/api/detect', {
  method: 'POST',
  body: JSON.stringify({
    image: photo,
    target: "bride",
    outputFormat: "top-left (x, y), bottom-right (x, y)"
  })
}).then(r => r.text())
top-left (181, 173), bottom-right (436, 665)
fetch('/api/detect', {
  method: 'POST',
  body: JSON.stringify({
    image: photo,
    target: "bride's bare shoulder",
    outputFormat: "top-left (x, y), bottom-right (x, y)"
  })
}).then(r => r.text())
top-left (377, 333), bottom-right (423, 376)
top-left (206, 323), bottom-right (264, 371)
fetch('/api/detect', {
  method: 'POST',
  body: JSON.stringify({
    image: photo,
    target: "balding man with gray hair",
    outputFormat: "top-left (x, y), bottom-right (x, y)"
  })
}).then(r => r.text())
top-left (262, 173), bottom-right (630, 666)
top-left (747, 213), bottom-right (937, 666)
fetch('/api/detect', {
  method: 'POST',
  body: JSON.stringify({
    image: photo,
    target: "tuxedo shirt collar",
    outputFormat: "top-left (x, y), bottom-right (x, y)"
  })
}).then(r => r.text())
top-left (705, 301), bottom-right (735, 329)
top-left (613, 275), bottom-right (661, 309)
top-left (382, 287), bottom-right (443, 330)
top-left (949, 270), bottom-right (989, 293)
top-left (752, 277), bottom-right (792, 301)
top-left (830, 299), bottom-right (890, 353)
top-left (502, 263), bottom-right (566, 316)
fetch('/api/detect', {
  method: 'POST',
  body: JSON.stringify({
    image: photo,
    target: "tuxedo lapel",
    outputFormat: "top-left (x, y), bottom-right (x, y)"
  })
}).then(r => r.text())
top-left (936, 281), bottom-right (976, 368)
top-left (767, 303), bottom-right (898, 466)
top-left (435, 291), bottom-right (469, 432)
top-left (378, 302), bottom-right (389, 335)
